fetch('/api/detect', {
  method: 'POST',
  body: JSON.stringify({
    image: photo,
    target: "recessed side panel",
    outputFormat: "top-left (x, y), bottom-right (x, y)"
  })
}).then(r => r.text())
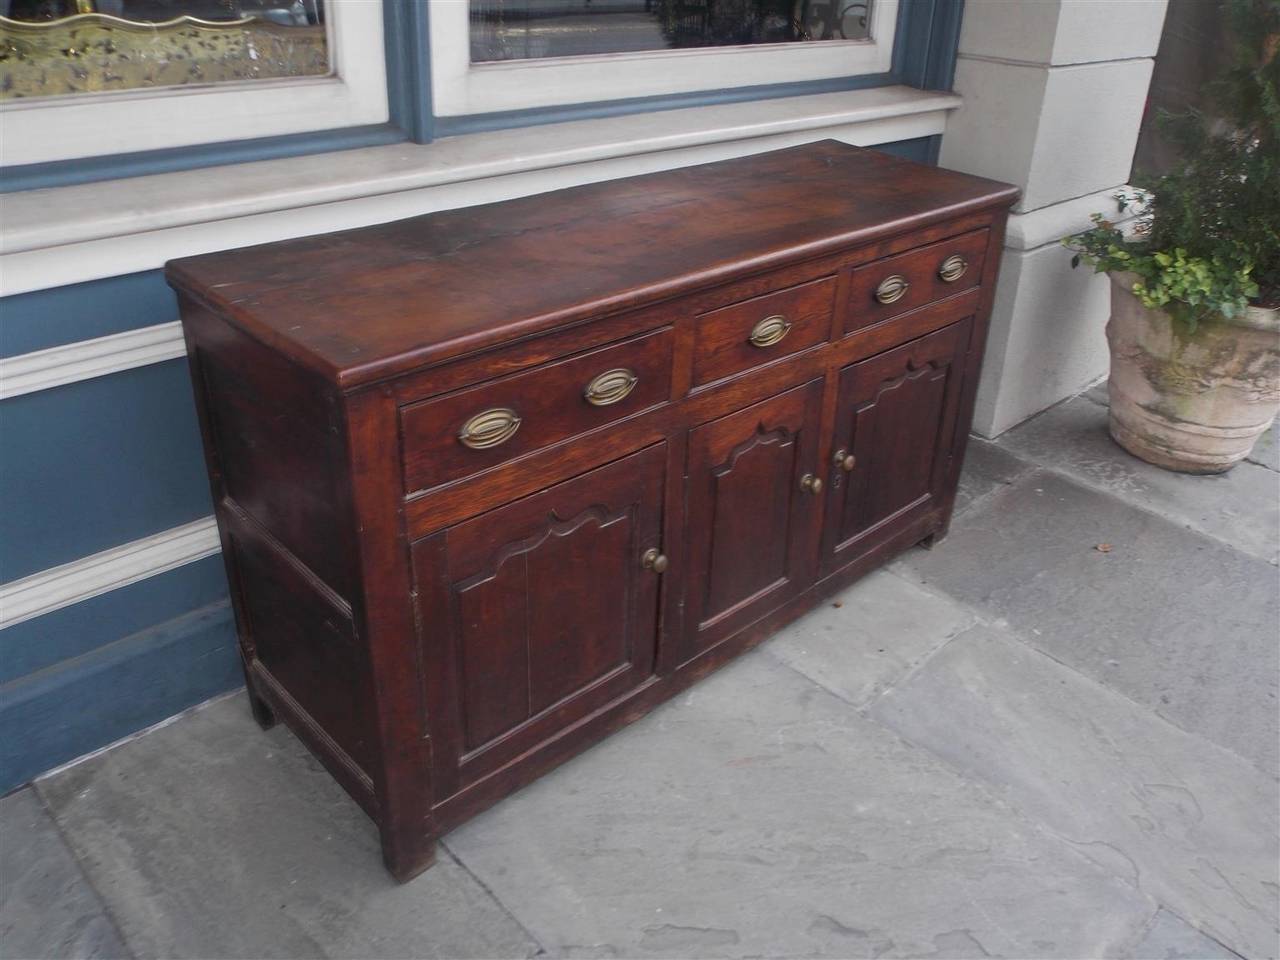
top-left (227, 527), bottom-right (377, 780)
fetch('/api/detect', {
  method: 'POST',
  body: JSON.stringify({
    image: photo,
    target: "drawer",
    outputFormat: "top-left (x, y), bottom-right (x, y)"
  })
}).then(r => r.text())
top-left (693, 276), bottom-right (835, 387)
top-left (401, 327), bottom-right (673, 493)
top-left (844, 229), bottom-right (988, 335)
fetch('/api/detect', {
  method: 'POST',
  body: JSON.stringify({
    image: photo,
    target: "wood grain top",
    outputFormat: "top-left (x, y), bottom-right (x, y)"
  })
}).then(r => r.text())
top-left (166, 140), bottom-right (1018, 388)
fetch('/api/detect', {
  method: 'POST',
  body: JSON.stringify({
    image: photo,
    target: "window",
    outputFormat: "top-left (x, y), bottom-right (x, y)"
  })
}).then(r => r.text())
top-left (2, 0), bottom-right (330, 101)
top-left (434, 0), bottom-right (898, 117)
top-left (0, 0), bottom-right (386, 166)
top-left (470, 0), bottom-right (874, 63)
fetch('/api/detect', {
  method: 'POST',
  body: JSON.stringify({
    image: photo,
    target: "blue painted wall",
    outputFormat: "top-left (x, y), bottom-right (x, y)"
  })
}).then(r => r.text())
top-left (1, 598), bottom-right (238, 790)
top-left (0, 270), bottom-right (241, 790)
top-left (1, 271), bottom-right (177, 357)
top-left (0, 137), bottom-right (945, 793)
top-left (0, 362), bottom-right (213, 582)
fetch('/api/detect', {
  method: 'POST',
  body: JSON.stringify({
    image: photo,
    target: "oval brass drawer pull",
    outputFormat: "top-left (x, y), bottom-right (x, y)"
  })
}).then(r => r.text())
top-left (874, 275), bottom-right (910, 305)
top-left (938, 254), bottom-right (968, 283)
top-left (584, 367), bottom-right (639, 407)
top-left (458, 407), bottom-right (521, 449)
top-left (748, 314), bottom-right (791, 348)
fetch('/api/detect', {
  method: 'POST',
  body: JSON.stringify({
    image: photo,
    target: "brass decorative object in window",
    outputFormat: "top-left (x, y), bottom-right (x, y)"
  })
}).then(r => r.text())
top-left (0, 0), bottom-right (328, 101)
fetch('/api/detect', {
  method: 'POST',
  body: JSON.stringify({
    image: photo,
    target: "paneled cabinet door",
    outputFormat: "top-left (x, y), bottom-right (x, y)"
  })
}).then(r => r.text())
top-left (823, 319), bottom-right (972, 572)
top-left (682, 379), bottom-right (825, 663)
top-left (411, 443), bottom-right (668, 801)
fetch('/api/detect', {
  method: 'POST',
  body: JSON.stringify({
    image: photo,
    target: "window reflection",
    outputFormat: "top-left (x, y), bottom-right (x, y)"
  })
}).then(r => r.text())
top-left (470, 0), bottom-right (873, 63)
top-left (0, 0), bottom-right (328, 101)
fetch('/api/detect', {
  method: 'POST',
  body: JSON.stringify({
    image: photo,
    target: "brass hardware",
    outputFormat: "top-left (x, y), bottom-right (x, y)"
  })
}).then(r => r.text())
top-left (0, 12), bottom-right (326, 101)
top-left (874, 275), bottom-right (910, 305)
top-left (748, 314), bottom-right (792, 348)
top-left (833, 449), bottom-right (856, 472)
top-left (0, 10), bottom-right (256, 28)
top-left (458, 408), bottom-right (521, 450)
top-left (641, 548), bottom-right (668, 573)
top-left (800, 473), bottom-right (823, 494)
top-left (584, 368), bottom-right (639, 407)
top-left (938, 254), bottom-right (968, 283)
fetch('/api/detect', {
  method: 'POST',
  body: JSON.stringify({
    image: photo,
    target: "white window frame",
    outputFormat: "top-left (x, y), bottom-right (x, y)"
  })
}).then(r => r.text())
top-left (430, 0), bottom-right (899, 117)
top-left (0, 0), bottom-right (388, 168)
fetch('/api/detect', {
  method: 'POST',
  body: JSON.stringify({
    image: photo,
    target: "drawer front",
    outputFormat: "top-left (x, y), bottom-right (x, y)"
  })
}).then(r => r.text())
top-left (845, 229), bottom-right (988, 335)
top-left (401, 327), bottom-right (673, 493)
top-left (693, 276), bottom-right (835, 387)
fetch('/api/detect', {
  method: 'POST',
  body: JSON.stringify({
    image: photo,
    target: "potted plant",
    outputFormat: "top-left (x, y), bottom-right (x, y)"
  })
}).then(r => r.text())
top-left (1065, 0), bottom-right (1279, 473)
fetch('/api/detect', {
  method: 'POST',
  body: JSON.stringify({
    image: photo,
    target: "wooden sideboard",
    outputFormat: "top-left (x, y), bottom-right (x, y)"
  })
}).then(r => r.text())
top-left (167, 141), bottom-right (1018, 882)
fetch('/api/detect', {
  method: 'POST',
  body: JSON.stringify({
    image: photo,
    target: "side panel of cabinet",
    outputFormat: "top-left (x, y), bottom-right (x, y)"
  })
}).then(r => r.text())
top-left (823, 319), bottom-right (971, 571)
top-left (412, 444), bottom-right (667, 801)
top-left (682, 379), bottom-right (825, 663)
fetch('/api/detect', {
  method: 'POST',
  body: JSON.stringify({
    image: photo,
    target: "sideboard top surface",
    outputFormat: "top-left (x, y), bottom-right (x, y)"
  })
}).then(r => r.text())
top-left (166, 140), bottom-right (1018, 388)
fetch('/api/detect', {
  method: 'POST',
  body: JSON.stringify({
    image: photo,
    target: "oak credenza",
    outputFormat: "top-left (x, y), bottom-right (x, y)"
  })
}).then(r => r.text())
top-left (168, 141), bottom-right (1018, 881)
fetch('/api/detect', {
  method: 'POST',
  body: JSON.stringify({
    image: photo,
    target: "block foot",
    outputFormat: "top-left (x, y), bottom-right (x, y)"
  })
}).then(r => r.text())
top-left (242, 663), bottom-right (277, 730)
top-left (919, 528), bottom-right (949, 550)
top-left (382, 834), bottom-right (437, 884)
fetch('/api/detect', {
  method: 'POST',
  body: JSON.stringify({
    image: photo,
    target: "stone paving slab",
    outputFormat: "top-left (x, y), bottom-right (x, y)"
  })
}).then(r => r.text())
top-left (446, 650), bottom-right (1155, 959)
top-left (871, 625), bottom-right (1279, 960)
top-left (1245, 417), bottom-right (1280, 473)
top-left (953, 438), bottom-right (1036, 518)
top-left (997, 395), bottom-right (1280, 563)
top-left (1085, 381), bottom-right (1111, 407)
top-left (0, 788), bottom-right (129, 960)
top-left (35, 695), bottom-right (540, 960)
top-left (1121, 909), bottom-right (1242, 960)
top-left (765, 569), bottom-right (976, 708)
top-left (896, 468), bottom-right (1280, 779)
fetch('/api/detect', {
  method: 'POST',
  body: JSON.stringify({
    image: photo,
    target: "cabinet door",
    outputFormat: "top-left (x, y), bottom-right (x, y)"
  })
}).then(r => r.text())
top-left (682, 380), bottom-right (825, 663)
top-left (823, 319), bottom-right (970, 571)
top-left (412, 444), bottom-right (667, 800)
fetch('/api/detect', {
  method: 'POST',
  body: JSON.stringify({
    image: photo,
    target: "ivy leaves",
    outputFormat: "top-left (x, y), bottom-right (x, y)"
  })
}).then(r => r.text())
top-left (1064, 219), bottom-right (1259, 333)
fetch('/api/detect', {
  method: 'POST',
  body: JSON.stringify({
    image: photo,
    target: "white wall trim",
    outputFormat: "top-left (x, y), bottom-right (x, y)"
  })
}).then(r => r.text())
top-left (0, 322), bottom-right (186, 400)
top-left (1, 86), bottom-right (960, 297)
top-left (0, 517), bottom-right (220, 629)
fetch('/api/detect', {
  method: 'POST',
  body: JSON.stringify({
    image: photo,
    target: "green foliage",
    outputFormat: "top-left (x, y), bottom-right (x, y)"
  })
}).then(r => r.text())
top-left (1067, 208), bottom-right (1260, 331)
top-left (1064, 0), bottom-right (1279, 330)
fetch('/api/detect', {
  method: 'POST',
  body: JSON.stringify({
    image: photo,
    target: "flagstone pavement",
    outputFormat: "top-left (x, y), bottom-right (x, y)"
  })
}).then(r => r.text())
top-left (4, 387), bottom-right (1277, 960)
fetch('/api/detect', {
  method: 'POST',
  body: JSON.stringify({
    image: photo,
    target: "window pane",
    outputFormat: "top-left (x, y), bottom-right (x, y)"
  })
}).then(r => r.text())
top-left (0, 0), bottom-right (328, 101)
top-left (470, 0), bottom-right (873, 62)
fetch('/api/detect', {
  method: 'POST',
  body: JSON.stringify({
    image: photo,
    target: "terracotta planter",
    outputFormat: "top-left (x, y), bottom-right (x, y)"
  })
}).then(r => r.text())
top-left (1106, 271), bottom-right (1280, 473)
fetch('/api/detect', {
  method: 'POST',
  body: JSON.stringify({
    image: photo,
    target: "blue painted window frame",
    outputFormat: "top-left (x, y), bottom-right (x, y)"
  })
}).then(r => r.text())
top-left (1, 0), bottom-right (961, 193)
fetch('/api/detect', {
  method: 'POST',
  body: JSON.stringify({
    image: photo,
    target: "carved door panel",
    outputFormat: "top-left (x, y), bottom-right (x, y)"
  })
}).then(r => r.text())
top-left (682, 379), bottom-right (825, 663)
top-left (412, 444), bottom-right (667, 800)
top-left (823, 319), bottom-right (971, 571)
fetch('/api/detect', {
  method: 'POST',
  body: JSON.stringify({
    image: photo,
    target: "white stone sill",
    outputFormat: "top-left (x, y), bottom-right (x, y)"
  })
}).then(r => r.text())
top-left (2, 86), bottom-right (959, 267)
